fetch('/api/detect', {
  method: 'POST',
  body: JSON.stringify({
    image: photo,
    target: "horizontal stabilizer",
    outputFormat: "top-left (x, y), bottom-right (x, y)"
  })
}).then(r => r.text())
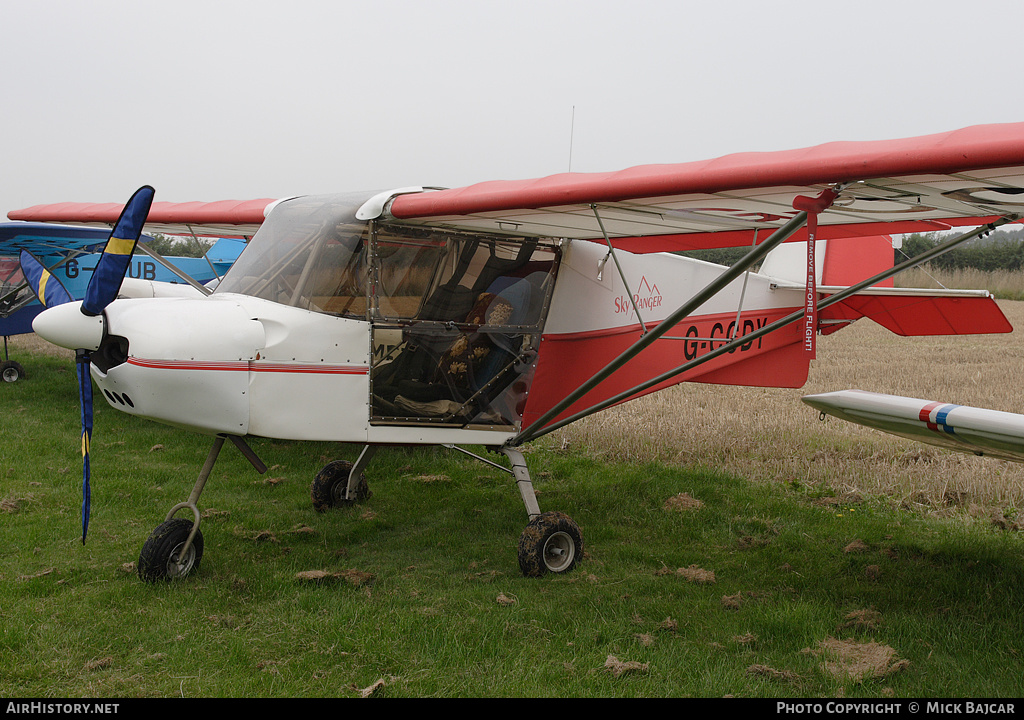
top-left (803, 389), bottom-right (1024, 463)
top-left (765, 281), bottom-right (1013, 336)
top-left (817, 287), bottom-right (1011, 336)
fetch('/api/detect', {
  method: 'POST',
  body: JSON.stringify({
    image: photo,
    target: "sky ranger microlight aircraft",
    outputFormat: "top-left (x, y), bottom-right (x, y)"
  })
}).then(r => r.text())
top-left (13, 123), bottom-right (1024, 581)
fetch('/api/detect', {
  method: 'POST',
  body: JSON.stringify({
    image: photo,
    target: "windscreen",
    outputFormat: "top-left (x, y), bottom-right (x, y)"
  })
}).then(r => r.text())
top-left (215, 193), bottom-right (371, 317)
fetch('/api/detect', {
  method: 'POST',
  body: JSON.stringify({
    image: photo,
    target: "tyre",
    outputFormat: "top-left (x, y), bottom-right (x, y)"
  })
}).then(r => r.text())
top-left (517, 511), bottom-right (583, 577)
top-left (310, 460), bottom-right (371, 512)
top-left (137, 518), bottom-right (204, 582)
top-left (1, 361), bottom-right (24, 383)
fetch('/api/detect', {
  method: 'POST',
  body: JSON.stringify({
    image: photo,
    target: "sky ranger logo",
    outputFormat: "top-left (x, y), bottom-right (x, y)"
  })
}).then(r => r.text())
top-left (614, 276), bottom-right (663, 317)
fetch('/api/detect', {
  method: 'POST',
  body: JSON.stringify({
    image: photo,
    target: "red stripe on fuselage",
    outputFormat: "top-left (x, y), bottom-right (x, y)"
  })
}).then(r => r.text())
top-left (126, 357), bottom-right (369, 375)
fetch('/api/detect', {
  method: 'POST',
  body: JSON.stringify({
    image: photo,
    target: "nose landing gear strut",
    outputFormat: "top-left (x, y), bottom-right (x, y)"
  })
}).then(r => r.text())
top-left (137, 434), bottom-right (266, 582)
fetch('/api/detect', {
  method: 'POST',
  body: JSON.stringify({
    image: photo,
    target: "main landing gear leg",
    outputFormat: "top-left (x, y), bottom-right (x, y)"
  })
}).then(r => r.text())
top-left (2, 337), bottom-right (25, 383)
top-left (310, 445), bottom-right (375, 512)
top-left (137, 434), bottom-right (267, 582)
top-left (500, 447), bottom-right (584, 578)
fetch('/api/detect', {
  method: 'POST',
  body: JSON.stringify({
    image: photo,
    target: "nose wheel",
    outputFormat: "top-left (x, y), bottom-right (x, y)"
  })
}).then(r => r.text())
top-left (137, 434), bottom-right (266, 582)
top-left (138, 518), bottom-right (204, 582)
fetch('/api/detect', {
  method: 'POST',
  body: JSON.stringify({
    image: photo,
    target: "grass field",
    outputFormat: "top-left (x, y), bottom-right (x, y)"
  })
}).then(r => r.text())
top-left (1, 303), bottom-right (1022, 698)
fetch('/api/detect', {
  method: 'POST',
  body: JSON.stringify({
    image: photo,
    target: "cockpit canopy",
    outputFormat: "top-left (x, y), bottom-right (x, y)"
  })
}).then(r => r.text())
top-left (215, 192), bottom-right (559, 325)
top-left (216, 192), bottom-right (562, 429)
top-left (215, 193), bottom-right (370, 314)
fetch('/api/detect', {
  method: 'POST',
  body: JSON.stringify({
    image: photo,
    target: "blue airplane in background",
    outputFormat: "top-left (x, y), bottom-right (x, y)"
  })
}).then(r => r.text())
top-left (1, 222), bottom-right (243, 382)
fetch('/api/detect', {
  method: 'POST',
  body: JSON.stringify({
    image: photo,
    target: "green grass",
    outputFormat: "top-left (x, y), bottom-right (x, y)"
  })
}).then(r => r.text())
top-left (2, 350), bottom-right (1022, 697)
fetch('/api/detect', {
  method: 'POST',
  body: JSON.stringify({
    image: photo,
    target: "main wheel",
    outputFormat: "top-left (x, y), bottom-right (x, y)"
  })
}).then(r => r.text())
top-left (138, 518), bottom-right (204, 582)
top-left (1, 361), bottom-right (24, 383)
top-left (518, 511), bottom-right (583, 577)
top-left (310, 460), bottom-right (371, 512)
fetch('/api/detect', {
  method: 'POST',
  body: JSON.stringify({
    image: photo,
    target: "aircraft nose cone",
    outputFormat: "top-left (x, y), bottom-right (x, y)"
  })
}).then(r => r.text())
top-left (33, 301), bottom-right (105, 351)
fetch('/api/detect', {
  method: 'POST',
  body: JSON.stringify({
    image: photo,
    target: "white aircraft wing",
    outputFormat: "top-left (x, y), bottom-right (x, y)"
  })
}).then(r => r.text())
top-left (802, 389), bottom-right (1024, 463)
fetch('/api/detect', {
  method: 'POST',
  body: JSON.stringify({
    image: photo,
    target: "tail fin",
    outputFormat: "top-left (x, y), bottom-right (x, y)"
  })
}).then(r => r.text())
top-left (759, 235), bottom-right (894, 287)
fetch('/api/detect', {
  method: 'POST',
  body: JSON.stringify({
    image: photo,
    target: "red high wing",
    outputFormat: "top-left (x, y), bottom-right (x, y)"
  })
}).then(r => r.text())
top-left (8, 123), bottom-right (1024, 250)
top-left (387, 122), bottom-right (1024, 251)
top-left (393, 123), bottom-right (1024, 216)
top-left (9, 198), bottom-right (278, 237)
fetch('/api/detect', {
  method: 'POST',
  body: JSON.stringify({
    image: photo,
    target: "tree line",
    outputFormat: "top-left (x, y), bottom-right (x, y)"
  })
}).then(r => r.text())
top-left (897, 228), bottom-right (1024, 272)
top-left (144, 233), bottom-right (214, 258)
top-left (678, 227), bottom-right (1024, 273)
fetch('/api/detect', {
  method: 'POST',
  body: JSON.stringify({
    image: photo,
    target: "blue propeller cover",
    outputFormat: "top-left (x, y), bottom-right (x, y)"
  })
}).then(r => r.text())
top-left (19, 250), bottom-right (74, 307)
top-left (81, 185), bottom-right (155, 317)
top-left (76, 351), bottom-right (93, 543)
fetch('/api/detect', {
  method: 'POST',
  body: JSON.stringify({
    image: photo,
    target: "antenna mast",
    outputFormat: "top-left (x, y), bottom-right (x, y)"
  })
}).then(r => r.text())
top-left (568, 106), bottom-right (575, 172)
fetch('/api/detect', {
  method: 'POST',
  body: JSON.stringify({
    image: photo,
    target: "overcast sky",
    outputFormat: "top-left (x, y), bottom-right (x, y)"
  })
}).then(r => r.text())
top-left (2, 0), bottom-right (1022, 221)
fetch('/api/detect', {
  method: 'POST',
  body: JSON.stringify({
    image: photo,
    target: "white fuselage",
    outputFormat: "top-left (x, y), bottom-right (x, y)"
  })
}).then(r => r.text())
top-left (34, 192), bottom-right (815, 446)
top-left (87, 238), bottom-right (805, 444)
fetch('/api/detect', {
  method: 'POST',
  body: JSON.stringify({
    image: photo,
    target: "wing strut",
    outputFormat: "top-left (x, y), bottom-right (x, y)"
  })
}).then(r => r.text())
top-left (513, 191), bottom-right (837, 446)
top-left (592, 205), bottom-right (648, 333)
top-left (511, 211), bottom-right (1020, 446)
top-left (727, 229), bottom-right (759, 344)
top-left (134, 243), bottom-right (213, 296)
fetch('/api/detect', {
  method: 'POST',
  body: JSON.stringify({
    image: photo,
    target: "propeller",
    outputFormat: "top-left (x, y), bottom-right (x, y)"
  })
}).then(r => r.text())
top-left (23, 185), bottom-right (155, 543)
top-left (18, 250), bottom-right (75, 309)
top-left (82, 186), bottom-right (155, 316)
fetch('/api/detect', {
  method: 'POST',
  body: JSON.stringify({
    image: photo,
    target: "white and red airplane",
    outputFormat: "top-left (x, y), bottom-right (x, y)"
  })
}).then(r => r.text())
top-left (11, 122), bottom-right (1024, 581)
